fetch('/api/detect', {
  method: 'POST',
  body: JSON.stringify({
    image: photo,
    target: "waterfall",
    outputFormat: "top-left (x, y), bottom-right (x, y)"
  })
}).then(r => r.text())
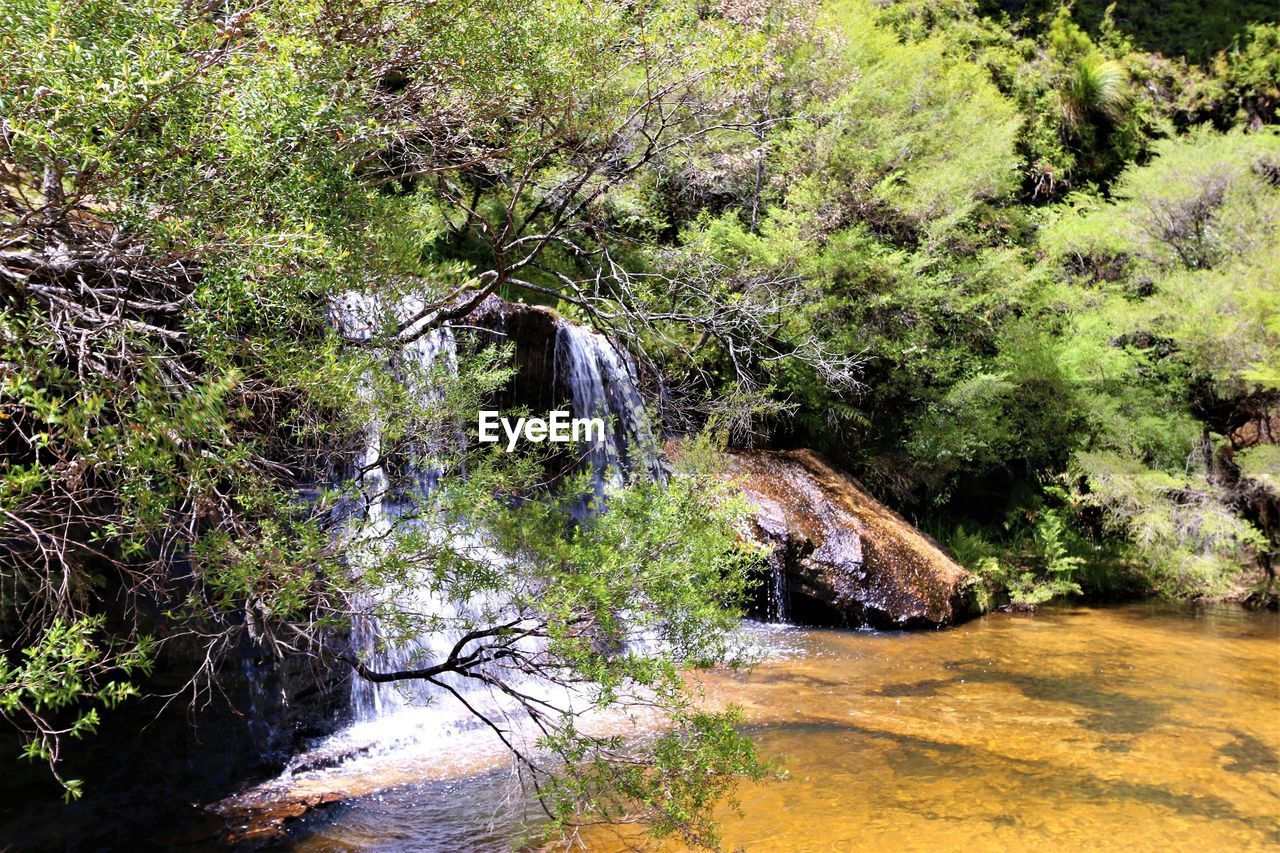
top-left (767, 567), bottom-right (790, 623)
top-left (553, 321), bottom-right (665, 516)
top-left (330, 292), bottom-right (478, 722)
top-left (331, 293), bottom-right (664, 730)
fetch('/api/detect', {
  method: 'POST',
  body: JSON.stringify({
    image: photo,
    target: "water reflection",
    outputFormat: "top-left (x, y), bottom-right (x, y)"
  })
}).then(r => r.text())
top-left (283, 603), bottom-right (1280, 851)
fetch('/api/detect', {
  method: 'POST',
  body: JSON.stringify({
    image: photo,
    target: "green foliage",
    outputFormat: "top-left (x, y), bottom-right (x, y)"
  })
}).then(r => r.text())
top-left (3, 0), bottom-right (1279, 833)
top-left (779, 0), bottom-right (1020, 240)
top-left (1236, 445), bottom-right (1280, 497)
top-left (977, 0), bottom-right (1280, 64)
top-left (1072, 451), bottom-right (1267, 596)
top-left (539, 707), bottom-right (767, 849)
top-left (0, 617), bottom-right (153, 798)
top-left (1214, 24), bottom-right (1280, 124)
top-left (638, 5), bottom-right (1277, 615)
top-left (1060, 55), bottom-right (1130, 130)
top-left (941, 127), bottom-right (1280, 598)
top-left (941, 496), bottom-right (1090, 610)
top-left (1032, 506), bottom-right (1086, 591)
top-left (1, 0), bottom-right (771, 832)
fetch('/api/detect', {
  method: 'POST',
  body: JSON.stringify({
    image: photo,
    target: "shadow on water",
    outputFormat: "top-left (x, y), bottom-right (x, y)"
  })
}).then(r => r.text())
top-left (746, 718), bottom-right (1280, 842)
top-left (1221, 729), bottom-right (1280, 775)
top-left (276, 604), bottom-right (1280, 851)
top-left (874, 669), bottom-right (1167, 735)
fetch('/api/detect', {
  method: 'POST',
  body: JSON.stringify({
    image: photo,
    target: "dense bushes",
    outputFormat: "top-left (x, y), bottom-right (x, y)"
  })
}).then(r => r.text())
top-left (661, 1), bottom-right (1279, 605)
top-left (1, 0), bottom-right (1277, 829)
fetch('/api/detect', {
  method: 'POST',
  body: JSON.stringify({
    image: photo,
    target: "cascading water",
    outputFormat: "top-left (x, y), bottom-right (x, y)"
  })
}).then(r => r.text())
top-left (327, 293), bottom-right (666, 749)
top-left (553, 321), bottom-right (665, 516)
top-left (330, 292), bottom-right (476, 723)
top-left (215, 297), bottom-right (786, 834)
top-left (767, 567), bottom-right (790, 623)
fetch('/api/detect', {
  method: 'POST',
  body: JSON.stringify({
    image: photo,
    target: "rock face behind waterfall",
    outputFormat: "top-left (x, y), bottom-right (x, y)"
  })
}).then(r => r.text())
top-left (729, 449), bottom-right (974, 628)
top-left (463, 296), bottom-right (663, 492)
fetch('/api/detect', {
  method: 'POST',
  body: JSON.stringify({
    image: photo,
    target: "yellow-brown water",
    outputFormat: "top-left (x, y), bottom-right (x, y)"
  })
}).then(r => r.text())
top-left (281, 604), bottom-right (1280, 851)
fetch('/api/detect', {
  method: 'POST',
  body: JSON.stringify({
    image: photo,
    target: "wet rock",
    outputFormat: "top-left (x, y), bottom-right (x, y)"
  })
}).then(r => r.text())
top-left (727, 449), bottom-right (974, 628)
top-left (215, 789), bottom-right (351, 845)
top-left (0, 630), bottom-right (352, 850)
top-left (463, 295), bottom-right (565, 413)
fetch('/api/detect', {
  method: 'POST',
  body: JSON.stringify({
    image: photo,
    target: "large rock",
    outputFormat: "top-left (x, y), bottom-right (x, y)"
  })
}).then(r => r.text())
top-left (728, 449), bottom-right (974, 628)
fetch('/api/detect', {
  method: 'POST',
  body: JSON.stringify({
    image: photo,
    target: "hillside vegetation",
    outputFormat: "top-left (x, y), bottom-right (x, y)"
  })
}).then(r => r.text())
top-left (1, 0), bottom-right (1277, 840)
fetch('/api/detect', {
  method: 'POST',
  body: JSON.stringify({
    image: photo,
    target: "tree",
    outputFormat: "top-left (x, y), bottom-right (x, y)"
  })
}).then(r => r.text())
top-left (2, 1), bottom-right (787, 836)
top-left (1037, 128), bottom-right (1280, 594)
top-left (335, 441), bottom-right (768, 845)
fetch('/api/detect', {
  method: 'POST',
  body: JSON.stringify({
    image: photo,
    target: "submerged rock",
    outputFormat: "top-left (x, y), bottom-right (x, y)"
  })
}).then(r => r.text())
top-left (728, 449), bottom-right (974, 629)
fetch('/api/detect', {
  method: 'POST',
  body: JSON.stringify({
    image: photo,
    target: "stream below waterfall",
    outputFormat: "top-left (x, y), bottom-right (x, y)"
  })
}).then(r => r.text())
top-left (234, 601), bottom-right (1278, 851)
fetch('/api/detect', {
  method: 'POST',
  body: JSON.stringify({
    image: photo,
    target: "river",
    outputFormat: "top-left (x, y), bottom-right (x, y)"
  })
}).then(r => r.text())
top-left (259, 602), bottom-right (1279, 851)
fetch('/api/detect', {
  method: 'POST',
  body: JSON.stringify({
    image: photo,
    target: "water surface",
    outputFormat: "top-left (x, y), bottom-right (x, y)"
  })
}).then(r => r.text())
top-left (282, 604), bottom-right (1280, 851)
